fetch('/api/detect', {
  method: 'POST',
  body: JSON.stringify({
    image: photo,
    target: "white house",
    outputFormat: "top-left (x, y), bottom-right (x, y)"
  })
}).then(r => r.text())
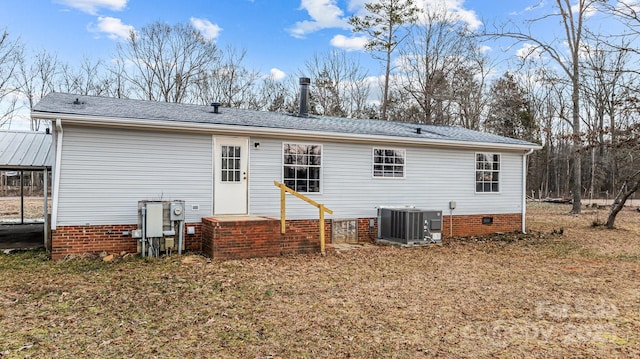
top-left (32, 84), bottom-right (540, 259)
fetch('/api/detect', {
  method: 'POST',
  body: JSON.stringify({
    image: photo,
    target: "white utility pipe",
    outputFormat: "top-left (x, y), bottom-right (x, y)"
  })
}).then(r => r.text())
top-left (141, 206), bottom-right (146, 257)
top-left (522, 148), bottom-right (535, 233)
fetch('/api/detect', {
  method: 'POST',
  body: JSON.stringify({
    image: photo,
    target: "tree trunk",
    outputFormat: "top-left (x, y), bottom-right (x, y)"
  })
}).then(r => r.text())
top-left (570, 74), bottom-right (582, 213)
top-left (605, 170), bottom-right (640, 228)
top-left (381, 45), bottom-right (392, 121)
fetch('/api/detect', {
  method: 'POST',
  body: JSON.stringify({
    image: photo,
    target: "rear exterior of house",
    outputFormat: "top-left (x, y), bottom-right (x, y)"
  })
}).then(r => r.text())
top-left (32, 92), bottom-right (539, 260)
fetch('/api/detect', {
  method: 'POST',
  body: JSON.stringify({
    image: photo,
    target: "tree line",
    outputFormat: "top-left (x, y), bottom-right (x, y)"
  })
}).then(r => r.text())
top-left (2, 0), bottom-right (640, 223)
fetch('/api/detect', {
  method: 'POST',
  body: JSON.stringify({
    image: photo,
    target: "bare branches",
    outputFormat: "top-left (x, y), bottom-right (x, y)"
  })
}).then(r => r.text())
top-left (302, 50), bottom-right (370, 118)
top-left (117, 22), bottom-right (219, 103)
top-left (0, 30), bottom-right (23, 128)
top-left (397, 4), bottom-right (490, 127)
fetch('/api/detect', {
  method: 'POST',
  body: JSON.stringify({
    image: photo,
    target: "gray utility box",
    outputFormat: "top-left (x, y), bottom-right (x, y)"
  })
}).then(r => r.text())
top-left (380, 208), bottom-right (442, 244)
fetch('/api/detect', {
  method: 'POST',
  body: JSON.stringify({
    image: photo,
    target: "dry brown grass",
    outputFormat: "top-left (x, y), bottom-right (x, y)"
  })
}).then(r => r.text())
top-left (1, 202), bottom-right (639, 358)
top-left (0, 197), bottom-right (50, 221)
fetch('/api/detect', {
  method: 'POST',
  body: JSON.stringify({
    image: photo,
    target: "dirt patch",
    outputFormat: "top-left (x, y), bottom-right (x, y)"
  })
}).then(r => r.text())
top-left (0, 202), bottom-right (638, 357)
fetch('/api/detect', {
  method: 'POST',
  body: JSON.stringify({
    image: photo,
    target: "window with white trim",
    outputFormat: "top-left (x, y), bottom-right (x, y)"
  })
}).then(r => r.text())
top-left (373, 148), bottom-right (405, 178)
top-left (283, 143), bottom-right (322, 193)
top-left (476, 153), bottom-right (500, 193)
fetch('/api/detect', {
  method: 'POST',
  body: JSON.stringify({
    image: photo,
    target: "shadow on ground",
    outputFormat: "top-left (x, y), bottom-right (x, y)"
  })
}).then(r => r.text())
top-left (0, 223), bottom-right (44, 250)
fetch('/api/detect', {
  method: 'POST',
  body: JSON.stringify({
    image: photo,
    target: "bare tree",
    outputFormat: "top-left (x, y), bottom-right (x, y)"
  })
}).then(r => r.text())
top-left (0, 30), bottom-right (22, 128)
top-left (349, 0), bottom-right (419, 120)
top-left (398, 5), bottom-right (488, 126)
top-left (580, 36), bottom-right (634, 202)
top-left (450, 60), bottom-right (490, 130)
top-left (117, 21), bottom-right (219, 103)
top-left (193, 46), bottom-right (260, 108)
top-left (302, 50), bottom-right (370, 118)
top-left (252, 74), bottom-right (296, 112)
top-left (100, 59), bottom-right (130, 99)
top-left (57, 56), bottom-right (104, 96)
top-left (16, 49), bottom-right (58, 130)
top-left (487, 0), bottom-right (599, 213)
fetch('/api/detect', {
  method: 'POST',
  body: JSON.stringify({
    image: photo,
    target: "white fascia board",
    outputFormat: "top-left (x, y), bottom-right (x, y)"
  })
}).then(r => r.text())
top-left (31, 111), bottom-right (542, 152)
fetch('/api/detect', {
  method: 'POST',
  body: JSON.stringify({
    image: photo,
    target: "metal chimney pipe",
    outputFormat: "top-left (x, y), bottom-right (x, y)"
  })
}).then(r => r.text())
top-left (298, 77), bottom-right (311, 117)
top-left (211, 102), bottom-right (221, 114)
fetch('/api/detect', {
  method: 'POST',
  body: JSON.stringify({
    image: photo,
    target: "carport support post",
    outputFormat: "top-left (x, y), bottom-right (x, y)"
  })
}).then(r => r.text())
top-left (44, 168), bottom-right (49, 250)
top-left (20, 170), bottom-right (24, 224)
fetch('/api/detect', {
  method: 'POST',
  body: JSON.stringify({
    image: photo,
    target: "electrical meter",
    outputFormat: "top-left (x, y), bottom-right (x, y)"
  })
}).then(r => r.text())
top-left (170, 201), bottom-right (185, 221)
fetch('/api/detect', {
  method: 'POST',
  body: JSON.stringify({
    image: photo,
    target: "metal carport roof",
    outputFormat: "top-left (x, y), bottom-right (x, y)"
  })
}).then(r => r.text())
top-left (0, 131), bottom-right (53, 170)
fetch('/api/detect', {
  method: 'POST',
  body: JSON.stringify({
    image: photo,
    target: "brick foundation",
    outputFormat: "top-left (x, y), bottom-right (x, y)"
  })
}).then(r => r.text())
top-left (357, 218), bottom-right (378, 242)
top-left (442, 213), bottom-right (522, 237)
top-left (50, 213), bottom-right (522, 260)
top-left (184, 223), bottom-right (203, 252)
top-left (51, 222), bottom-right (202, 260)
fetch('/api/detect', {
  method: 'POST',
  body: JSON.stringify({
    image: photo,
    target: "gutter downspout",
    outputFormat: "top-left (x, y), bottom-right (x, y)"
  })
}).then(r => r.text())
top-left (44, 168), bottom-right (49, 250)
top-left (51, 119), bottom-right (63, 230)
top-left (522, 148), bottom-right (535, 233)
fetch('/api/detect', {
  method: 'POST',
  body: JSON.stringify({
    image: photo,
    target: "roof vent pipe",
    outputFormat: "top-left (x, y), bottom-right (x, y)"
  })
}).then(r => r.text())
top-left (298, 77), bottom-right (311, 117)
top-left (211, 102), bottom-right (221, 114)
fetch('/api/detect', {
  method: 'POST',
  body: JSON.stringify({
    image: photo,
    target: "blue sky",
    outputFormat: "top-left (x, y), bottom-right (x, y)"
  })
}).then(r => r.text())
top-left (1, 0), bottom-right (626, 131)
top-left (0, 0), bottom-right (550, 79)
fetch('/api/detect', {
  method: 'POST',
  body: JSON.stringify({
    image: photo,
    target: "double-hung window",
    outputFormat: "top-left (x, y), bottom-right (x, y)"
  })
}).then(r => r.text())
top-left (476, 153), bottom-right (500, 193)
top-left (373, 148), bottom-right (405, 178)
top-left (283, 143), bottom-right (322, 193)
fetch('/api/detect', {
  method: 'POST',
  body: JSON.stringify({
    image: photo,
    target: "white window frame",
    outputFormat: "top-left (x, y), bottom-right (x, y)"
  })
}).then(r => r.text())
top-left (282, 142), bottom-right (323, 193)
top-left (475, 152), bottom-right (501, 193)
top-left (372, 147), bottom-right (406, 179)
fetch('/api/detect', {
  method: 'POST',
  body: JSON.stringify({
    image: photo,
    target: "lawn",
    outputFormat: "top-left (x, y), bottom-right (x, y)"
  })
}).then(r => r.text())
top-left (1, 203), bottom-right (639, 358)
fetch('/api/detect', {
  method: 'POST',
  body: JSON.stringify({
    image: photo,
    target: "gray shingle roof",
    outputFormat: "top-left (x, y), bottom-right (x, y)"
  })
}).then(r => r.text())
top-left (0, 131), bottom-right (53, 169)
top-left (32, 93), bottom-right (539, 149)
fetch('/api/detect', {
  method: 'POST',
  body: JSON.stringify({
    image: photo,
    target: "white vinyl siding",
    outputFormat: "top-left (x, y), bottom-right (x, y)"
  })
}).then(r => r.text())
top-left (249, 138), bottom-right (524, 220)
top-left (56, 126), bottom-right (213, 225)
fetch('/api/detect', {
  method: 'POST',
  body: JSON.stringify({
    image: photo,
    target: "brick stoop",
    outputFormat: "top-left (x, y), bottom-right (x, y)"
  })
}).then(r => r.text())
top-left (202, 217), bottom-right (322, 260)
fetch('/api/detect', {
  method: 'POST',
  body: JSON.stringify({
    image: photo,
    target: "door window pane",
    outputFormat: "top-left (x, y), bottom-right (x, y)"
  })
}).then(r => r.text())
top-left (221, 145), bottom-right (242, 183)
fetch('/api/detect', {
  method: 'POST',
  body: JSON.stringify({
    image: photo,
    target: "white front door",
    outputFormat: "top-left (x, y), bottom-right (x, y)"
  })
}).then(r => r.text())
top-left (214, 136), bottom-right (248, 215)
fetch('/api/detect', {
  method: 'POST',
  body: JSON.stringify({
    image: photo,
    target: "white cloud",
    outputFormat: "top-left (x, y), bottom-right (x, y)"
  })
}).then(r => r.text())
top-left (289, 0), bottom-right (350, 38)
top-left (516, 43), bottom-right (544, 59)
top-left (330, 34), bottom-right (367, 51)
top-left (54, 0), bottom-right (127, 15)
top-left (478, 44), bottom-right (492, 54)
top-left (190, 17), bottom-right (222, 41)
top-left (571, 2), bottom-right (598, 18)
top-left (269, 68), bottom-right (286, 80)
top-left (91, 16), bottom-right (135, 40)
top-left (509, 1), bottom-right (547, 15)
top-left (525, 1), bottom-right (546, 12)
top-left (418, 0), bottom-right (482, 31)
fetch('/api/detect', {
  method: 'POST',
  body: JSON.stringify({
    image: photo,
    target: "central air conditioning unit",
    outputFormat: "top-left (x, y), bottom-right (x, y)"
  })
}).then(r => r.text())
top-left (379, 208), bottom-right (442, 244)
